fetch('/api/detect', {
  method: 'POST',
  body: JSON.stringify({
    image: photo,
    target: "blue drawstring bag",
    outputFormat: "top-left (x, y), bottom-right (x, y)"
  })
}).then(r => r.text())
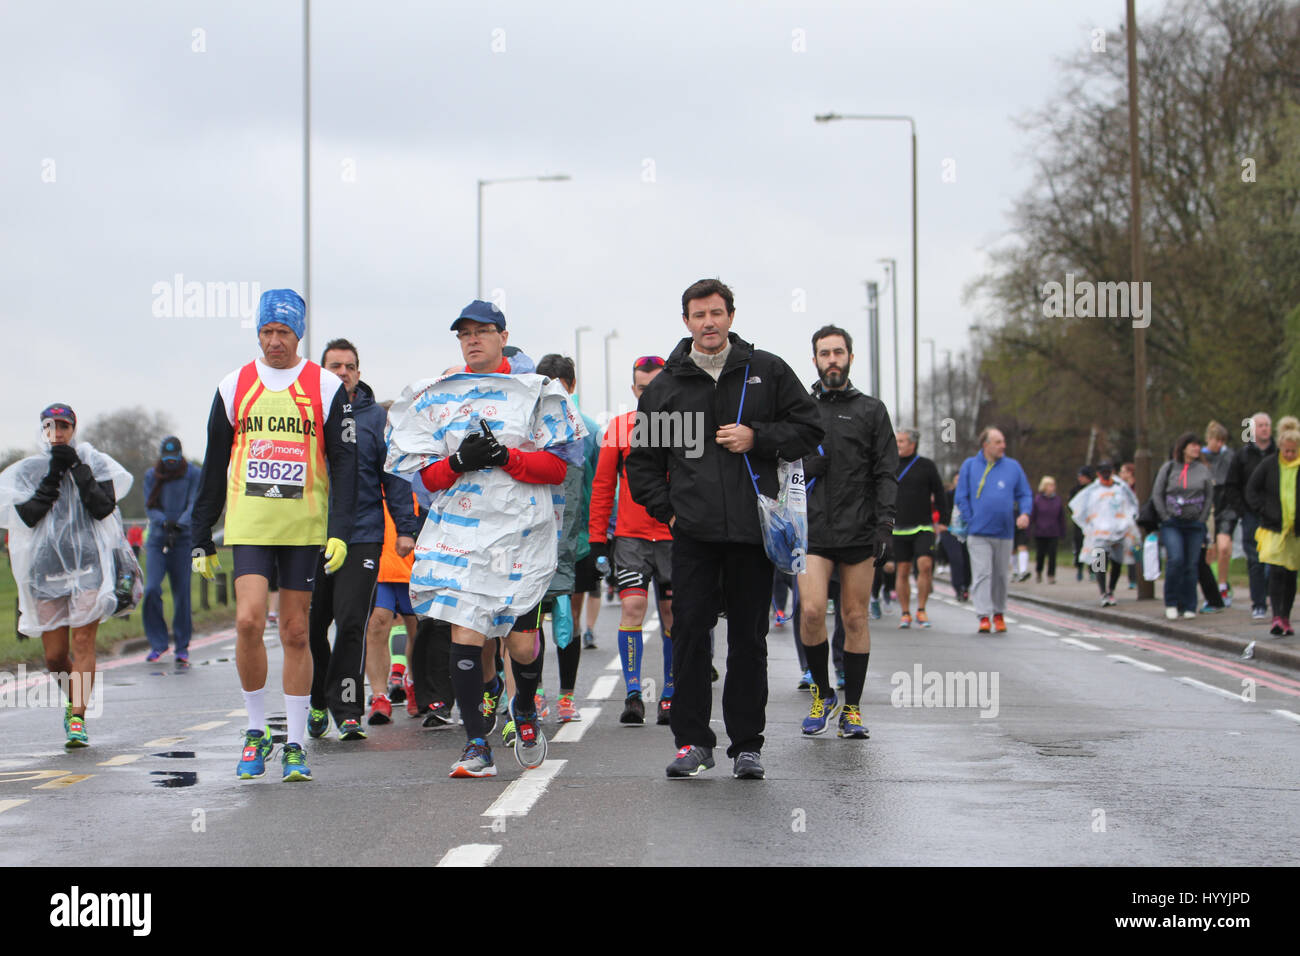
top-left (736, 365), bottom-right (808, 574)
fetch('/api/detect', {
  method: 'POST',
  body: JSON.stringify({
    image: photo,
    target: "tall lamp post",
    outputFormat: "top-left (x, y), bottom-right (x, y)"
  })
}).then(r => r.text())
top-left (574, 325), bottom-right (592, 406)
top-left (302, 0), bottom-right (311, 361)
top-left (878, 257), bottom-right (900, 418)
top-left (816, 112), bottom-right (918, 426)
top-left (603, 329), bottom-right (619, 414)
top-left (922, 336), bottom-right (937, 444)
top-left (476, 174), bottom-right (571, 299)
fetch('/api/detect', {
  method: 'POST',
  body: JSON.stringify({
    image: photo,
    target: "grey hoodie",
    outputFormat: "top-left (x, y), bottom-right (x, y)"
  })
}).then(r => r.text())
top-left (1151, 459), bottom-right (1214, 524)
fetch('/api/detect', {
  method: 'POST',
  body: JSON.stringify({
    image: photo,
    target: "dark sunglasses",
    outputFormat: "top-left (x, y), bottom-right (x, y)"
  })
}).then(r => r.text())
top-left (633, 355), bottom-right (665, 371)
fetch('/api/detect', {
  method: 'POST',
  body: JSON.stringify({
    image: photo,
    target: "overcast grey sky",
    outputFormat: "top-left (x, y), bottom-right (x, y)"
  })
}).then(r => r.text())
top-left (0, 0), bottom-right (1164, 455)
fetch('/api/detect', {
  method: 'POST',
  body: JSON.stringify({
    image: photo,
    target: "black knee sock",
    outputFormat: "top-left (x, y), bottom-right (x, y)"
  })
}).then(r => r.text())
top-left (511, 637), bottom-right (543, 713)
top-left (804, 640), bottom-right (831, 698)
top-left (451, 644), bottom-right (486, 741)
top-left (557, 638), bottom-right (580, 692)
top-left (843, 651), bottom-right (870, 707)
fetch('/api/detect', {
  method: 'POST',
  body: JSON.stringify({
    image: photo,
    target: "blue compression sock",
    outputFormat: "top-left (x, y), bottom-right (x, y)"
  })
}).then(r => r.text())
top-left (619, 628), bottom-right (642, 694)
top-left (661, 628), bottom-right (674, 698)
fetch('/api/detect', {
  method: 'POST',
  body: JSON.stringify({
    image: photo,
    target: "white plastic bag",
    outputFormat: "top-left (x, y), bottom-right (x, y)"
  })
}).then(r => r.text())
top-left (1142, 532), bottom-right (1161, 581)
top-left (0, 442), bottom-right (136, 637)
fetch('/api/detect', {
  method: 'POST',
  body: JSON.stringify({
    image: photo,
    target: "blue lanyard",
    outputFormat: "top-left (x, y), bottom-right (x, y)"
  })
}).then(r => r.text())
top-left (897, 457), bottom-right (918, 482)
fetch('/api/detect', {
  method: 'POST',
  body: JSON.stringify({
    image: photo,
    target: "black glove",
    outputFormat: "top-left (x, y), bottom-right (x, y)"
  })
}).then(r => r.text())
top-left (49, 443), bottom-right (79, 474)
top-left (803, 451), bottom-right (828, 480)
top-left (478, 420), bottom-right (510, 468)
top-left (163, 521), bottom-right (180, 553)
top-left (449, 433), bottom-right (490, 473)
top-left (873, 524), bottom-right (894, 564)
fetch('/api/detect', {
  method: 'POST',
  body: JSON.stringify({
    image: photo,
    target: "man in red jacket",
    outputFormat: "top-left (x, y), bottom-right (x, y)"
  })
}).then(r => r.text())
top-left (589, 356), bottom-right (675, 726)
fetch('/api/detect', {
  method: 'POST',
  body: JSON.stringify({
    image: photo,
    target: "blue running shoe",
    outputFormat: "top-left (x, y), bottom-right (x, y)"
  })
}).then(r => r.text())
top-left (869, 598), bottom-right (882, 620)
top-left (281, 742), bottom-right (312, 781)
top-left (838, 705), bottom-right (870, 739)
top-left (800, 686), bottom-right (839, 736)
top-left (237, 729), bottom-right (273, 779)
top-left (450, 738), bottom-right (497, 778)
top-left (797, 669), bottom-right (813, 691)
top-left (307, 707), bottom-right (329, 738)
top-left (65, 714), bottom-right (89, 749)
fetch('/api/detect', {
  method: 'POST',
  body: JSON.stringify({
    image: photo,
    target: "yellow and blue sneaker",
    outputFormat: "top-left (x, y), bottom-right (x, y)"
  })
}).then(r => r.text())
top-left (800, 686), bottom-right (839, 736)
top-left (837, 705), bottom-right (870, 739)
top-left (237, 728), bottom-right (273, 779)
top-left (281, 742), bottom-right (312, 782)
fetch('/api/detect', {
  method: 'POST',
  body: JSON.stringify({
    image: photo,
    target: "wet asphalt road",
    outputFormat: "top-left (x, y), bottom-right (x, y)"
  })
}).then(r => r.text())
top-left (1, 593), bottom-right (1297, 867)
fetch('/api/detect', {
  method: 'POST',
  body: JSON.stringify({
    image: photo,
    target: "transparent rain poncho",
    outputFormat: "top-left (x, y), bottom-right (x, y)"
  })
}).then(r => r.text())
top-left (0, 441), bottom-right (140, 637)
top-left (385, 370), bottom-right (587, 638)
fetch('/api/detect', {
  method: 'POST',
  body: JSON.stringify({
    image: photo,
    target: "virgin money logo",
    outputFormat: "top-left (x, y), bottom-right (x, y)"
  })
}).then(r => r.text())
top-left (250, 440), bottom-right (274, 460)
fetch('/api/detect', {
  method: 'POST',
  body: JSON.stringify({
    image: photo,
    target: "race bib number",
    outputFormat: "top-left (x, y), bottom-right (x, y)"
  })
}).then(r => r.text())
top-left (244, 439), bottom-right (307, 499)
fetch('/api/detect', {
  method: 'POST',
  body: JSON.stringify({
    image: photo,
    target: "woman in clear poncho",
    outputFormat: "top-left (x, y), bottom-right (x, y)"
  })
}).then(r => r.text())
top-left (0, 404), bottom-right (136, 748)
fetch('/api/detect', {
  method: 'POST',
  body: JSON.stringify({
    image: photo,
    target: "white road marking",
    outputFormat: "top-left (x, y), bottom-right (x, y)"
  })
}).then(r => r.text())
top-left (643, 620), bottom-right (659, 633)
top-left (0, 799), bottom-right (29, 814)
top-left (605, 655), bottom-right (620, 670)
top-left (1059, 637), bottom-right (1100, 651)
top-left (34, 774), bottom-right (93, 790)
top-left (1002, 616), bottom-right (1018, 624)
top-left (588, 675), bottom-right (620, 699)
top-left (226, 709), bottom-right (247, 717)
top-left (142, 736), bottom-right (187, 747)
top-left (482, 759), bottom-right (567, 818)
top-left (1107, 654), bottom-right (1165, 673)
top-left (1270, 709), bottom-right (1300, 724)
top-left (184, 721), bottom-right (229, 732)
top-left (1021, 625), bottom-right (1059, 637)
top-left (1177, 677), bottom-right (1247, 703)
top-left (436, 844), bottom-right (501, 867)
top-left (97, 754), bottom-right (142, 767)
top-left (551, 708), bottom-right (601, 742)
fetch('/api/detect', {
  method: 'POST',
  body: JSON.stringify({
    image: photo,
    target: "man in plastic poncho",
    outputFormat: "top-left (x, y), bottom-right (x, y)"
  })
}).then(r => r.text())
top-left (1069, 460), bottom-right (1140, 607)
top-left (386, 301), bottom-right (586, 778)
top-left (0, 403), bottom-right (135, 748)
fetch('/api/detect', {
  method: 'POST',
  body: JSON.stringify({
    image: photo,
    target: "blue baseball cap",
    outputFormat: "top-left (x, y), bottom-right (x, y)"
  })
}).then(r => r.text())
top-left (257, 289), bottom-right (306, 340)
top-left (160, 436), bottom-right (183, 462)
top-left (450, 299), bottom-right (506, 332)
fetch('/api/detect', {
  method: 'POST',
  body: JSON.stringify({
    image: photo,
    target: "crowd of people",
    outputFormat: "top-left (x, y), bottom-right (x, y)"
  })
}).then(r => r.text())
top-left (4, 280), bottom-right (1295, 783)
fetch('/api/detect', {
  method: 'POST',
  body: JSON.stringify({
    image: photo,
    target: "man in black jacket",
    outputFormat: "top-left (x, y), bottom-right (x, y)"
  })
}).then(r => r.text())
top-left (797, 326), bottom-right (897, 739)
top-left (626, 278), bottom-right (823, 780)
top-left (892, 428), bottom-right (949, 629)
top-left (1224, 412), bottom-right (1275, 621)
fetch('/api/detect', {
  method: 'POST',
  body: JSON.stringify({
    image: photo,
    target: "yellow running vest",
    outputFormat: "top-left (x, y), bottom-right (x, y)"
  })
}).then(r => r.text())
top-left (224, 360), bottom-right (330, 545)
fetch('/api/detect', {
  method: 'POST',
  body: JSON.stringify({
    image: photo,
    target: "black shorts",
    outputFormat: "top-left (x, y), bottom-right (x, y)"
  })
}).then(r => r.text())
top-left (573, 553), bottom-right (601, 595)
top-left (613, 537), bottom-right (673, 598)
top-left (231, 544), bottom-right (319, 592)
top-left (891, 530), bottom-right (935, 563)
top-left (1014, 527), bottom-right (1029, 549)
top-left (1216, 515), bottom-right (1238, 539)
top-left (807, 544), bottom-right (875, 566)
top-left (509, 602), bottom-right (544, 633)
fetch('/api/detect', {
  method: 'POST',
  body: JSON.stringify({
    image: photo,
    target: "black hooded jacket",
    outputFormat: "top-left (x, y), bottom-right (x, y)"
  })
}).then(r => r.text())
top-left (801, 381), bottom-right (899, 548)
top-left (625, 333), bottom-right (823, 545)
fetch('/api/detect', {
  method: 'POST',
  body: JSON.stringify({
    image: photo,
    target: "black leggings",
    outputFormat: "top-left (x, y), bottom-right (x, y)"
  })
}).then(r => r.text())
top-left (1267, 565), bottom-right (1297, 620)
top-left (1035, 537), bottom-right (1058, 575)
top-left (1198, 545), bottom-right (1224, 607)
top-left (1096, 561), bottom-right (1122, 595)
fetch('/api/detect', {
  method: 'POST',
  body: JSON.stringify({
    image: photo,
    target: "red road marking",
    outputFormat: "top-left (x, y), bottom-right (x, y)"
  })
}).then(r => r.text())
top-left (1006, 601), bottom-right (1300, 697)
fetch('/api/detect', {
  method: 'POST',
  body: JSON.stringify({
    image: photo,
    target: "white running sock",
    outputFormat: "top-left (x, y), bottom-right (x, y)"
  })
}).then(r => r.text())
top-left (1018, 550), bottom-right (1029, 575)
top-left (285, 694), bottom-right (311, 747)
top-left (242, 687), bottom-right (266, 733)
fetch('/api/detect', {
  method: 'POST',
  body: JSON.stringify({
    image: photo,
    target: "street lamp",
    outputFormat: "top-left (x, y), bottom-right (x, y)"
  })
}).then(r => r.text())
top-left (603, 329), bottom-right (619, 415)
top-left (922, 336), bottom-right (937, 444)
top-left (302, 0), bottom-right (311, 360)
top-left (476, 174), bottom-right (571, 299)
top-left (816, 112), bottom-right (918, 426)
top-left (878, 257), bottom-right (900, 418)
top-left (574, 325), bottom-right (592, 406)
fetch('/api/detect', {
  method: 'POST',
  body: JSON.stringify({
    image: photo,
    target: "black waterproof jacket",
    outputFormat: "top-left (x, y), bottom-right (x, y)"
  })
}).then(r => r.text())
top-left (1224, 440), bottom-right (1275, 519)
top-left (801, 382), bottom-right (898, 547)
top-left (1244, 453), bottom-right (1300, 534)
top-left (625, 333), bottom-right (823, 545)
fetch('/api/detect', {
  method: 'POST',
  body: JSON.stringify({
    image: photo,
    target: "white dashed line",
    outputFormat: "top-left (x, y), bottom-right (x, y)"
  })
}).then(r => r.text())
top-left (184, 721), bottom-right (229, 732)
top-left (604, 655), bottom-right (620, 671)
top-left (482, 759), bottom-right (567, 818)
top-left (1059, 637), bottom-right (1101, 651)
top-left (226, 709), bottom-right (247, 717)
top-left (436, 844), bottom-right (502, 867)
top-left (1270, 709), bottom-right (1300, 724)
top-left (551, 708), bottom-right (601, 742)
top-left (97, 754), bottom-right (142, 767)
top-left (1021, 625), bottom-right (1059, 637)
top-left (0, 799), bottom-right (29, 814)
top-left (142, 736), bottom-right (187, 747)
top-left (1107, 654), bottom-right (1165, 672)
top-left (588, 675), bottom-right (620, 699)
top-left (1177, 677), bottom-right (1247, 703)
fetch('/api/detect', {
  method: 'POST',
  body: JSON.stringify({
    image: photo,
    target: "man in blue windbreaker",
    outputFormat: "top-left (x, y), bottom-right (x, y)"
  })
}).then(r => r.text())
top-left (953, 427), bottom-right (1032, 634)
top-left (142, 436), bottom-right (202, 664)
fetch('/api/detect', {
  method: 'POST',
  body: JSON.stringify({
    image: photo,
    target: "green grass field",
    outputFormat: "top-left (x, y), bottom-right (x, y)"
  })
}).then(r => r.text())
top-left (0, 547), bottom-right (237, 667)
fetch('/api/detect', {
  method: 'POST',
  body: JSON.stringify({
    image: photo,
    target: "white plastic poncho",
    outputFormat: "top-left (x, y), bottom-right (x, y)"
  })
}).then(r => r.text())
top-left (1069, 478), bottom-right (1140, 565)
top-left (0, 442), bottom-right (139, 637)
top-left (385, 371), bottom-right (587, 638)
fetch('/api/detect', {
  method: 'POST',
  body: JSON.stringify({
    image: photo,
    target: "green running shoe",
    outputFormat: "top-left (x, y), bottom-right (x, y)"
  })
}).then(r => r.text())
top-left (307, 708), bottom-right (329, 738)
top-left (281, 742), bottom-right (313, 782)
top-left (65, 714), bottom-right (89, 749)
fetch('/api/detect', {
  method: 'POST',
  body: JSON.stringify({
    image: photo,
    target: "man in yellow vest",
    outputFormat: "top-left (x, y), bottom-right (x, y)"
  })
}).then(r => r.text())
top-left (191, 289), bottom-right (357, 782)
